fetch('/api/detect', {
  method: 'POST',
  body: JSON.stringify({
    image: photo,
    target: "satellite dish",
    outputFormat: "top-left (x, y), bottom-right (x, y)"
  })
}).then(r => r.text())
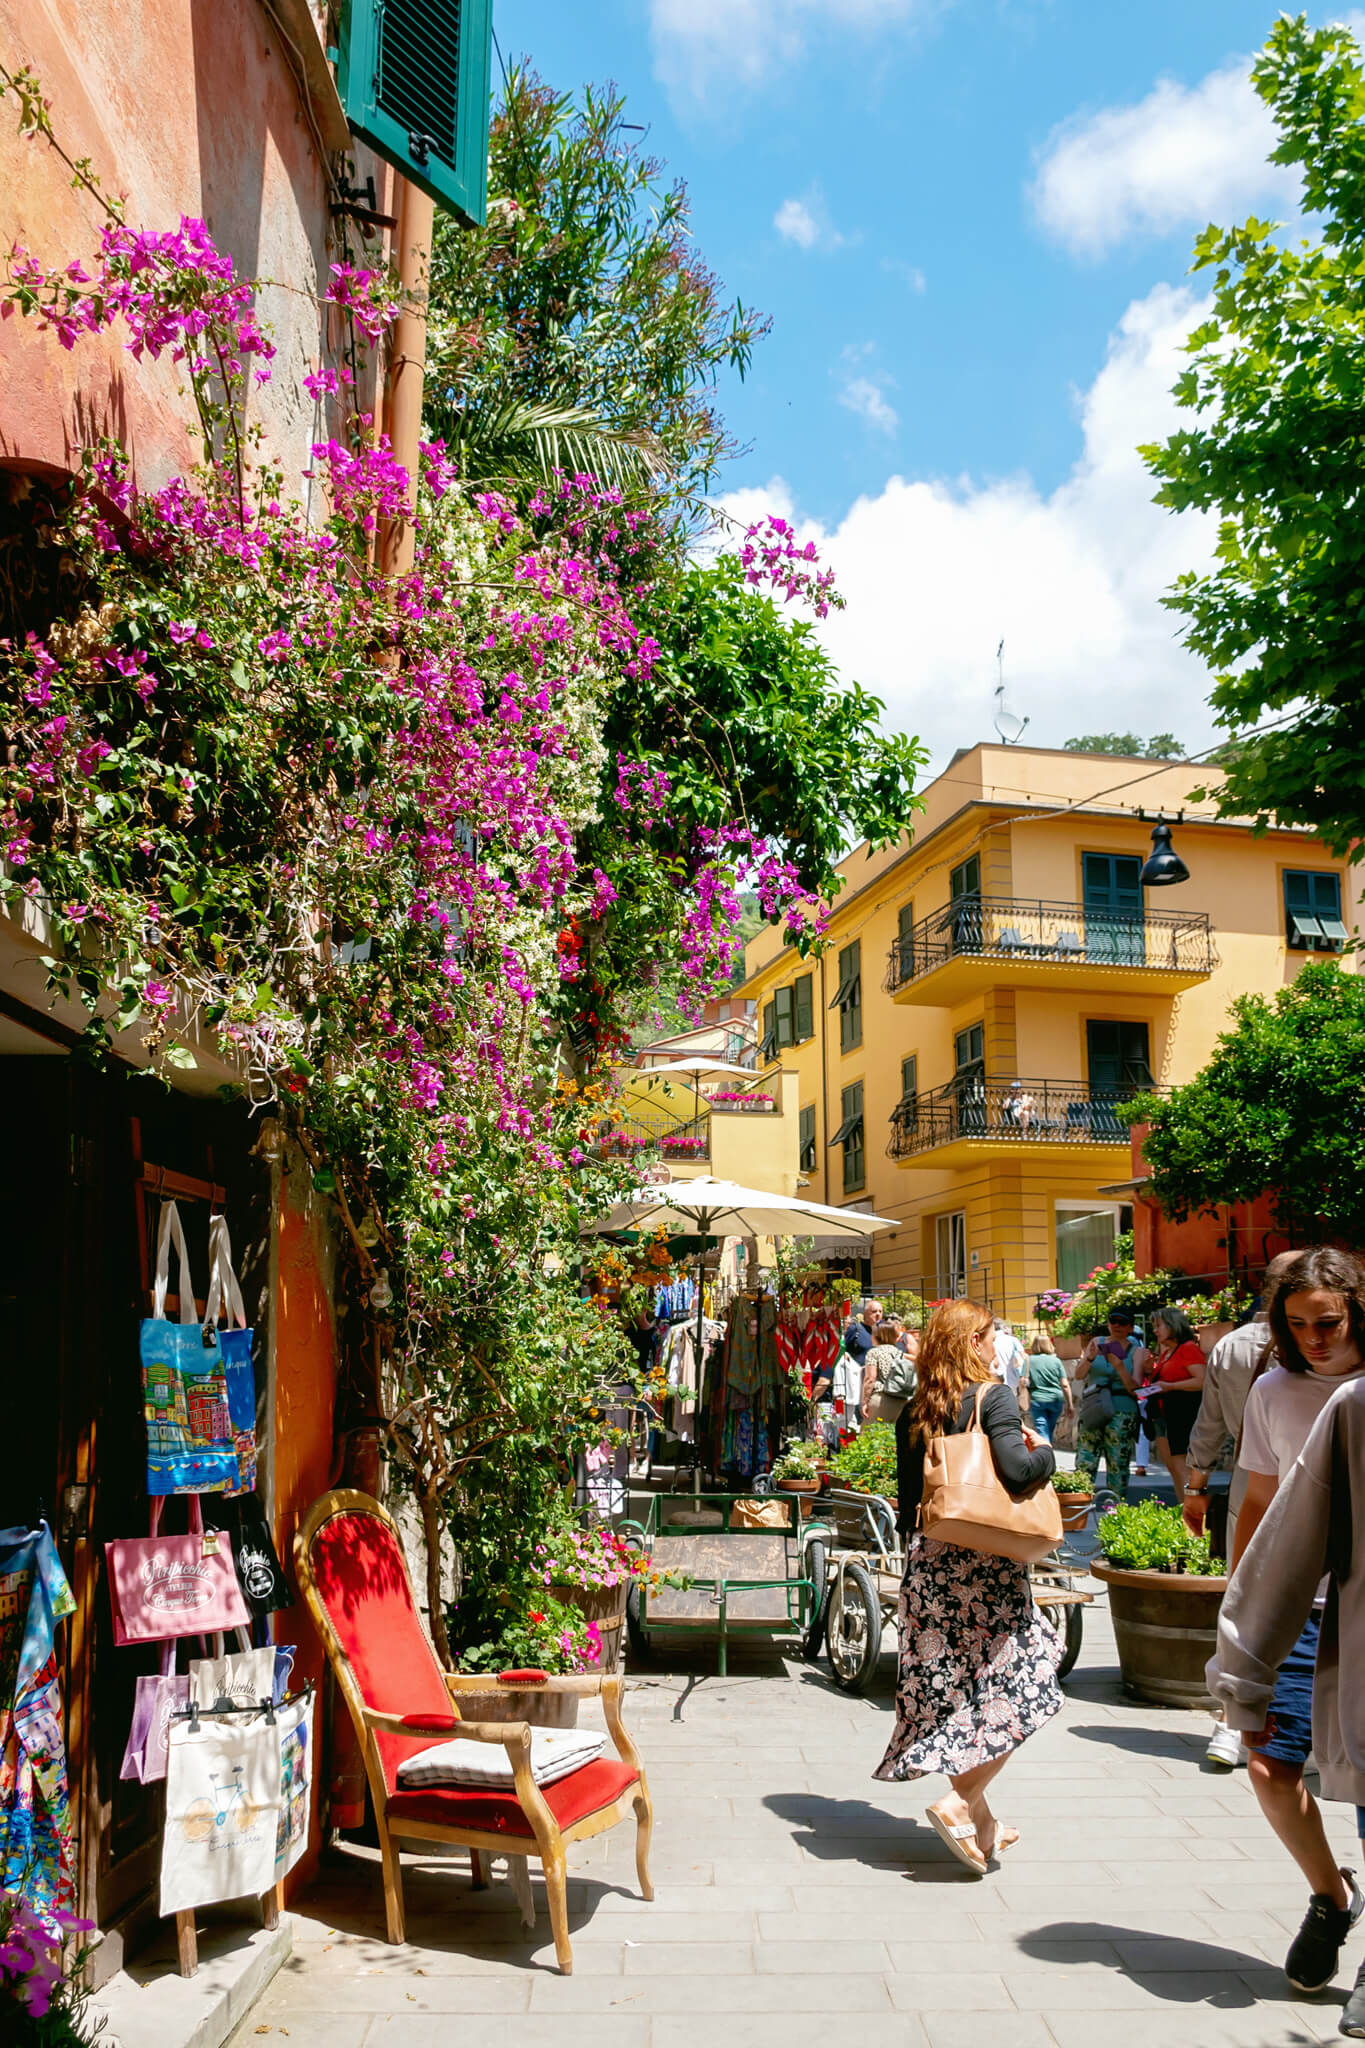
top-left (992, 638), bottom-right (1029, 745)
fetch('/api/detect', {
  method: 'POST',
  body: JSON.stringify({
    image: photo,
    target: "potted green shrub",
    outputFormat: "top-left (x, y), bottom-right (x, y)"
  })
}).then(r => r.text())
top-left (1091, 1501), bottom-right (1226, 1707)
top-left (771, 1439), bottom-right (825, 1515)
top-left (1051, 1465), bottom-right (1094, 1531)
top-left (828, 1422), bottom-right (899, 1501)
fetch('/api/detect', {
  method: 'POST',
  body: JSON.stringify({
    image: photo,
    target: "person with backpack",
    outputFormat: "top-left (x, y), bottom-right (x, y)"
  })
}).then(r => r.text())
top-left (1073, 1306), bottom-right (1150, 1499)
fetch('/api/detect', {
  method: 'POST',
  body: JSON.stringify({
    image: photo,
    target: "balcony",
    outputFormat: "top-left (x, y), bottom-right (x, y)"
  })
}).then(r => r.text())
top-left (887, 1075), bottom-right (1159, 1169)
top-left (884, 896), bottom-right (1218, 1006)
top-left (593, 1077), bottom-right (798, 1189)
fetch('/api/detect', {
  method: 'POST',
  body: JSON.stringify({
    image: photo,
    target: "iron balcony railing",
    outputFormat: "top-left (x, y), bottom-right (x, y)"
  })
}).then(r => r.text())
top-left (884, 895), bottom-right (1217, 994)
top-left (886, 1075), bottom-right (1162, 1160)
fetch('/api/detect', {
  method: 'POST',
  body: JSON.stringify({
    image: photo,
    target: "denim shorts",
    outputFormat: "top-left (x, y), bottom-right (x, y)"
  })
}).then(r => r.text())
top-left (1261, 1613), bottom-right (1323, 1769)
top-left (1262, 1616), bottom-right (1365, 1832)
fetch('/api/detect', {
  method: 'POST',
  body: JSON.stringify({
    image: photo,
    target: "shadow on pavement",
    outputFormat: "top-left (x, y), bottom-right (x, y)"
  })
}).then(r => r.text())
top-left (1018, 1919), bottom-right (1347, 2019)
top-left (761, 1790), bottom-right (982, 1883)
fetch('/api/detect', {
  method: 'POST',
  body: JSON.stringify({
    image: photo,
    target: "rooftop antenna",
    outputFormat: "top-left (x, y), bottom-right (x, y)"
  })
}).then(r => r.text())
top-left (992, 639), bottom-right (1028, 745)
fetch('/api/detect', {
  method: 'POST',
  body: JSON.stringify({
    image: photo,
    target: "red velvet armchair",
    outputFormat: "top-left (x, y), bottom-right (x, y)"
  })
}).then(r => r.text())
top-left (295, 1488), bottom-right (653, 1973)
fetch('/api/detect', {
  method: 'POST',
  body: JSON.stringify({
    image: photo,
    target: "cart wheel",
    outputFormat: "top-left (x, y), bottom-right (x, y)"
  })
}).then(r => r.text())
top-left (1057, 1600), bottom-right (1083, 1681)
top-left (828, 1560), bottom-right (882, 1693)
top-left (801, 1532), bottom-right (831, 1659)
top-left (625, 1584), bottom-right (651, 1665)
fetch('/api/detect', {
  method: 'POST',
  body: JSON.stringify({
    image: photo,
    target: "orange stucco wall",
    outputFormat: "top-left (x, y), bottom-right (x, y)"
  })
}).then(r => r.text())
top-left (271, 1162), bottom-right (339, 1898)
top-left (0, 0), bottom-right (391, 490)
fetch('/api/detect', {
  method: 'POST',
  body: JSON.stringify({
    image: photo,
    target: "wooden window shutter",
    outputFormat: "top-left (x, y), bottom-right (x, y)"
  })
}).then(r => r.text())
top-left (336, 0), bottom-right (493, 225)
top-left (774, 986), bottom-right (795, 1047)
top-left (793, 973), bottom-right (814, 1041)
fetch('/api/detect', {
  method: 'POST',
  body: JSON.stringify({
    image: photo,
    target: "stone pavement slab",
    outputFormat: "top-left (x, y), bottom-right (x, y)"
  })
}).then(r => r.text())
top-left (226, 1591), bottom-right (1363, 2048)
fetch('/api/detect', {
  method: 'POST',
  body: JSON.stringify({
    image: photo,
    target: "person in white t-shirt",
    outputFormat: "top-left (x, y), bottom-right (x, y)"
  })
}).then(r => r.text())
top-left (991, 1318), bottom-right (1026, 1393)
top-left (1230, 1247), bottom-right (1365, 1999)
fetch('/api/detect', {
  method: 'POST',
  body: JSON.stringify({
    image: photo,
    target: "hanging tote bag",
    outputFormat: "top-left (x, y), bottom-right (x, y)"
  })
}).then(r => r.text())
top-left (273, 1692), bottom-right (314, 1884)
top-left (920, 1386), bottom-right (1063, 1564)
top-left (204, 1214), bottom-right (258, 1497)
top-left (188, 1647), bottom-right (275, 1712)
top-left (106, 1495), bottom-right (250, 1645)
top-left (201, 1494), bottom-right (290, 1617)
top-left (141, 1201), bottom-right (238, 1496)
top-left (160, 1705), bottom-right (283, 1913)
top-left (119, 1641), bottom-right (190, 1785)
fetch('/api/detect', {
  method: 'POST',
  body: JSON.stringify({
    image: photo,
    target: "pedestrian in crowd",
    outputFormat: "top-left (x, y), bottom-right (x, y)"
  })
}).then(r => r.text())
top-left (896, 1318), bottom-right (920, 1361)
top-left (1140, 1304), bottom-right (1207, 1500)
top-left (992, 1316), bottom-right (1026, 1392)
top-left (1024, 1332), bottom-right (1073, 1444)
top-left (1185, 1249), bottom-right (1302, 1769)
top-left (1210, 1369), bottom-right (1365, 2030)
top-left (876, 1298), bottom-right (1060, 1875)
top-left (1215, 1248), bottom-right (1365, 2001)
top-left (862, 1318), bottom-right (916, 1422)
top-left (1074, 1305), bottom-right (1148, 1499)
top-left (813, 1295), bottom-right (881, 1405)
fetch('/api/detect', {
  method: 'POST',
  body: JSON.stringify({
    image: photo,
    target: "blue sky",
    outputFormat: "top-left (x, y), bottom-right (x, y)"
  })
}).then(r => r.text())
top-left (496, 1), bottom-right (1348, 767)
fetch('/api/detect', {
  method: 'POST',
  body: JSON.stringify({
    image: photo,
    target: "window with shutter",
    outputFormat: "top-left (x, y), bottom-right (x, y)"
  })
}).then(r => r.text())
top-left (760, 999), bottom-right (777, 1062)
top-left (774, 986), bottom-right (795, 1047)
top-left (830, 1081), bottom-right (864, 1192)
top-left (793, 972), bottom-right (814, 1042)
top-left (900, 1055), bottom-right (917, 1103)
top-left (829, 940), bottom-right (862, 1051)
top-left (1284, 870), bottom-right (1347, 951)
top-left (896, 902), bottom-right (915, 980)
top-left (336, 0), bottom-right (493, 225)
top-left (799, 1104), bottom-right (817, 1173)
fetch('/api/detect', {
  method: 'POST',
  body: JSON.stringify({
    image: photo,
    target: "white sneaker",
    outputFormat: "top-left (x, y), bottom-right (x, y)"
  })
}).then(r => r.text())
top-left (1206, 1721), bottom-right (1244, 1769)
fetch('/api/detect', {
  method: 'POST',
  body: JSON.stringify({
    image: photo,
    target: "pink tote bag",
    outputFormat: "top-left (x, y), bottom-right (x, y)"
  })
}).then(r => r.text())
top-left (106, 1494), bottom-right (249, 1645)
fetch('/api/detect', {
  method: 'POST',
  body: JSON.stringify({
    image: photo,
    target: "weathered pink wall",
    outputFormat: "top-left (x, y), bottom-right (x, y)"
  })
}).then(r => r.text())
top-left (0, 0), bottom-right (394, 492)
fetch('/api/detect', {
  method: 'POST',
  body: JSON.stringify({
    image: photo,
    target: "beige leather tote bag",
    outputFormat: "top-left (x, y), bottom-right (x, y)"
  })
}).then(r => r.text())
top-left (920, 1385), bottom-right (1063, 1563)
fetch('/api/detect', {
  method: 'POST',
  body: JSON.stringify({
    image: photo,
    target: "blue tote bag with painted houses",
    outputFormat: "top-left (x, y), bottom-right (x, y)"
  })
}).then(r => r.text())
top-left (141, 1203), bottom-right (255, 1497)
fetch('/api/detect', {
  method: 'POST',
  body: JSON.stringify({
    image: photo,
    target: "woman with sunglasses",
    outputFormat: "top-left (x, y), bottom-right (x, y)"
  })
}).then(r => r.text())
top-left (874, 1297), bottom-right (1061, 1875)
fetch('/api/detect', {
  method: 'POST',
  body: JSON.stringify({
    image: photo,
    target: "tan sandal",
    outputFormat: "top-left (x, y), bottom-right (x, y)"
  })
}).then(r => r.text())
top-left (981, 1824), bottom-right (1019, 1859)
top-left (926, 1804), bottom-right (987, 1875)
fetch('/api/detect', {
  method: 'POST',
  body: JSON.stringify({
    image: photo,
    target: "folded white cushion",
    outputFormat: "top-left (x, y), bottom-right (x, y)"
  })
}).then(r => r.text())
top-left (396, 1726), bottom-right (607, 1790)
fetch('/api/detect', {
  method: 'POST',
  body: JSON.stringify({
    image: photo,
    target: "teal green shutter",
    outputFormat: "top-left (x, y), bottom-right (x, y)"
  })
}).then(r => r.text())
top-left (793, 973), bottom-right (813, 1041)
top-left (336, 0), bottom-right (493, 226)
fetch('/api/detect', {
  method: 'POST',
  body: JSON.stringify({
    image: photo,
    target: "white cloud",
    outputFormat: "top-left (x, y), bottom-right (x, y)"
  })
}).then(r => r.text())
top-left (649, 0), bottom-right (930, 106)
top-left (883, 257), bottom-right (927, 292)
top-left (838, 376), bottom-right (899, 435)
top-left (1029, 56), bottom-right (1291, 258)
top-left (774, 190), bottom-right (844, 251)
top-left (1028, 17), bottom-right (1365, 260)
top-left (719, 283), bottom-right (1221, 769)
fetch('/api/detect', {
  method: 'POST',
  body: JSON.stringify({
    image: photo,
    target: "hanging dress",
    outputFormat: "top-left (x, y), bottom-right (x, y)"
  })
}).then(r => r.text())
top-left (0, 1522), bottom-right (78, 1913)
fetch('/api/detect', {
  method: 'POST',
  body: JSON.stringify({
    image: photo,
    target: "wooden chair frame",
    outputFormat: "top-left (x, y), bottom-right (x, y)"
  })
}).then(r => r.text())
top-left (295, 1488), bottom-right (653, 1974)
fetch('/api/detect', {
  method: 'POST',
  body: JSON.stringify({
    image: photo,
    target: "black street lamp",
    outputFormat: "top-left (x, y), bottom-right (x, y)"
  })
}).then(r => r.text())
top-left (1139, 818), bottom-right (1190, 888)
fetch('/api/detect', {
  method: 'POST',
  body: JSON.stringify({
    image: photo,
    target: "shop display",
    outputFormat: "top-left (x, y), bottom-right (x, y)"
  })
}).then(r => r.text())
top-left (0, 1523), bottom-right (77, 1913)
top-left (201, 1494), bottom-right (289, 1617)
top-left (188, 1646), bottom-right (275, 1711)
top-left (119, 1652), bottom-right (190, 1786)
top-left (158, 1688), bottom-right (314, 1913)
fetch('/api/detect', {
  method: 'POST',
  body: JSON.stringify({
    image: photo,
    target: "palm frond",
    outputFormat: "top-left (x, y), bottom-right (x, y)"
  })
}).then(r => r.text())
top-left (429, 394), bottom-right (669, 492)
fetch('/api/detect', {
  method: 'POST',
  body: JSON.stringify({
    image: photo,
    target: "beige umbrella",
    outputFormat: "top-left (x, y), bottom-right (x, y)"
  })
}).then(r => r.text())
top-left (627, 1056), bottom-right (760, 1129)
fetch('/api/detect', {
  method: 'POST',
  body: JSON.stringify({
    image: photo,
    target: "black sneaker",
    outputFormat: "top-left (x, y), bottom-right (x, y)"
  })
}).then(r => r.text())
top-left (1286, 1869), bottom-right (1365, 1994)
top-left (1342, 1956), bottom-right (1365, 2037)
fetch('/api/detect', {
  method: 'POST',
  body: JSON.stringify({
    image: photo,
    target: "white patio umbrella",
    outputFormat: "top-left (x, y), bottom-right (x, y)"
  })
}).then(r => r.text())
top-left (585, 1178), bottom-right (900, 1442)
top-left (626, 1056), bottom-right (760, 1128)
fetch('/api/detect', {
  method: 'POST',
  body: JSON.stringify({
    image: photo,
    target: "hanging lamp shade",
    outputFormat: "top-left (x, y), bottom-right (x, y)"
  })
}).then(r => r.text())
top-left (1138, 820), bottom-right (1190, 887)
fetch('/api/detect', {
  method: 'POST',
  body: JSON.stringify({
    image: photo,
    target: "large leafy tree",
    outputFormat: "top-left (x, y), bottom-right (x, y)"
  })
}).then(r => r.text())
top-left (426, 68), bottom-right (768, 505)
top-left (1131, 963), bottom-right (1365, 1241)
top-left (1141, 15), bottom-right (1365, 856)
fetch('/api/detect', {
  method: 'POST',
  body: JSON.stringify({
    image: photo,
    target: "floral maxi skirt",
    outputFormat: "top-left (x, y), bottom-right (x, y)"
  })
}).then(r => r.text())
top-left (873, 1535), bottom-right (1063, 1783)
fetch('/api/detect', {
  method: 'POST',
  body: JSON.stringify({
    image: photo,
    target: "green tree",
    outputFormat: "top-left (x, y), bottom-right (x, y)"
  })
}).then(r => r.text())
top-left (425, 68), bottom-right (768, 505)
top-left (1141, 15), bottom-right (1365, 856)
top-left (1063, 732), bottom-right (1186, 758)
top-left (1130, 962), bottom-right (1365, 1240)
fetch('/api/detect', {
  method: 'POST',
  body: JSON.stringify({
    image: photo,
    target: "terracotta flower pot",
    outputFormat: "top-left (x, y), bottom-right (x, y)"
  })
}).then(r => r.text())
top-left (457, 1686), bottom-right (580, 1729)
top-left (1054, 1337), bottom-right (1084, 1361)
top-left (1056, 1494), bottom-right (1093, 1532)
top-left (777, 1475), bottom-right (821, 1520)
top-left (1091, 1560), bottom-right (1228, 1708)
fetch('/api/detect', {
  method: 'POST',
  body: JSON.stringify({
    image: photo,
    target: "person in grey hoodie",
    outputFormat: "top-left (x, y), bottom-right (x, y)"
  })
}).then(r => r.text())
top-left (1209, 1372), bottom-right (1365, 2034)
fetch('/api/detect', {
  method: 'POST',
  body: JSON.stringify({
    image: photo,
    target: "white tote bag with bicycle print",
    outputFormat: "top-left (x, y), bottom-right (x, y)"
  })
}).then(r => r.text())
top-left (160, 1708), bottom-right (282, 1912)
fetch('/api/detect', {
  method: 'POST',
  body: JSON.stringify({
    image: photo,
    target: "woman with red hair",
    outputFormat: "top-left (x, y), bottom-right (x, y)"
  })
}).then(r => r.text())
top-left (874, 1297), bottom-right (1061, 1874)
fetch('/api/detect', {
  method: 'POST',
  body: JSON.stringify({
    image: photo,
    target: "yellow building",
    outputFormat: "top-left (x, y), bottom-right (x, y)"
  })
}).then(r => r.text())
top-left (736, 742), bottom-right (1361, 1321)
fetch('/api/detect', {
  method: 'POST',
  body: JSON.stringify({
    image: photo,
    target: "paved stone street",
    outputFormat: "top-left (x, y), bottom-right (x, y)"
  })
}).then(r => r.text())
top-left (234, 1592), bottom-right (1363, 2048)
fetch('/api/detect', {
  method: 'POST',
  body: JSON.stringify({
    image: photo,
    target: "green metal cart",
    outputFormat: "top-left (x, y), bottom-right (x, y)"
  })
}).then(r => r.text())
top-left (622, 1490), bottom-right (817, 1676)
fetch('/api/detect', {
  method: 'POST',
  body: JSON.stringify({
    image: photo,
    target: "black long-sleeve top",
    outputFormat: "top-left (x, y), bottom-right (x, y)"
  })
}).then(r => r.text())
top-left (895, 1379), bottom-right (1056, 1536)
